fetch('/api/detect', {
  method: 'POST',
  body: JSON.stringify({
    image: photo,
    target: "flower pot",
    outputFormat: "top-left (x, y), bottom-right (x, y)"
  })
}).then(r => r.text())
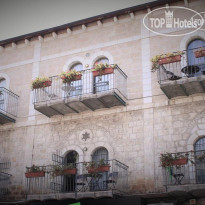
top-left (194, 50), bottom-right (205, 58)
top-left (158, 55), bottom-right (181, 65)
top-left (172, 158), bottom-right (188, 166)
top-left (63, 168), bottom-right (77, 175)
top-left (62, 74), bottom-right (82, 84)
top-left (92, 67), bottom-right (114, 77)
top-left (97, 165), bottom-right (110, 172)
top-left (87, 167), bottom-right (97, 174)
top-left (25, 171), bottom-right (45, 178)
top-left (42, 80), bottom-right (52, 87)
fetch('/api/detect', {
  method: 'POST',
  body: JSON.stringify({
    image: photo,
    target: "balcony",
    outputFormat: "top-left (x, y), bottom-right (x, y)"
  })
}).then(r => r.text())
top-left (157, 46), bottom-right (205, 99)
top-left (0, 87), bottom-right (19, 124)
top-left (25, 159), bottom-right (128, 201)
top-left (33, 65), bottom-right (127, 117)
top-left (162, 150), bottom-right (205, 199)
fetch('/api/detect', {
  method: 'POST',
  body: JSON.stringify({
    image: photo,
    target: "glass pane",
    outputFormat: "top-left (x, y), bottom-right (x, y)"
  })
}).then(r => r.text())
top-left (187, 40), bottom-right (205, 76)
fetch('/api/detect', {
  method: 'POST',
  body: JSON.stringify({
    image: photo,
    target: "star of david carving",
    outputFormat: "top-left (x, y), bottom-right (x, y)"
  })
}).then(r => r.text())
top-left (82, 131), bottom-right (90, 141)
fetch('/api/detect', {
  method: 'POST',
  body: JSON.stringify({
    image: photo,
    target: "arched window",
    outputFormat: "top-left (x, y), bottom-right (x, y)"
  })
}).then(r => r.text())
top-left (93, 57), bottom-right (112, 93)
top-left (92, 147), bottom-right (109, 162)
top-left (187, 39), bottom-right (205, 76)
top-left (64, 151), bottom-right (78, 192)
top-left (95, 58), bottom-right (109, 64)
top-left (194, 137), bottom-right (205, 183)
top-left (70, 63), bottom-right (83, 72)
top-left (68, 63), bottom-right (83, 97)
top-left (91, 147), bottom-right (109, 190)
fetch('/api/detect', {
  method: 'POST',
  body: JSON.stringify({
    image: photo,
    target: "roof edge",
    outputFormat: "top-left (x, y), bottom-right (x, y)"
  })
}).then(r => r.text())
top-left (0, 0), bottom-right (182, 46)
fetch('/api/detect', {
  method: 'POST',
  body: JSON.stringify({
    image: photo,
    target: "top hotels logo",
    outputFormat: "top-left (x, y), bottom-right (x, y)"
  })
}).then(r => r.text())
top-left (143, 6), bottom-right (204, 36)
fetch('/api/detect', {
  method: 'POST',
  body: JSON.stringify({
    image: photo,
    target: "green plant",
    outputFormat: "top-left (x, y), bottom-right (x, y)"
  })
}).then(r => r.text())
top-left (98, 159), bottom-right (109, 167)
top-left (31, 77), bottom-right (51, 90)
top-left (59, 69), bottom-right (82, 83)
top-left (92, 63), bottom-right (116, 75)
top-left (151, 51), bottom-right (184, 72)
top-left (160, 152), bottom-right (194, 167)
top-left (27, 164), bottom-right (45, 173)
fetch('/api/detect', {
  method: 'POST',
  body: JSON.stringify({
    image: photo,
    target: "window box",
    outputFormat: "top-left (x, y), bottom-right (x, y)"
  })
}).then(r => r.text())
top-left (31, 77), bottom-right (52, 90)
top-left (171, 158), bottom-right (188, 166)
top-left (60, 70), bottom-right (82, 84)
top-left (92, 67), bottom-right (114, 77)
top-left (158, 55), bottom-right (181, 65)
top-left (63, 168), bottom-right (77, 175)
top-left (25, 171), bottom-right (45, 178)
top-left (96, 165), bottom-right (110, 172)
top-left (194, 50), bottom-right (205, 58)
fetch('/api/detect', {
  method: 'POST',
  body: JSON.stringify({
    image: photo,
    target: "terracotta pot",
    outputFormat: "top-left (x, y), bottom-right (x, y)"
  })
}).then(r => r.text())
top-left (25, 171), bottom-right (45, 178)
top-left (172, 158), bottom-right (188, 166)
top-left (62, 74), bottom-right (82, 83)
top-left (194, 50), bottom-right (205, 58)
top-left (97, 165), bottom-right (110, 172)
top-left (92, 67), bottom-right (114, 77)
top-left (87, 167), bottom-right (97, 174)
top-left (158, 55), bottom-right (181, 65)
top-left (63, 168), bottom-right (77, 175)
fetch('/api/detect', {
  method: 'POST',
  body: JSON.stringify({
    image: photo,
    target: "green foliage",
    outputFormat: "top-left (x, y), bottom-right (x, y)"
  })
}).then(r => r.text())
top-left (27, 164), bottom-right (45, 173)
top-left (31, 77), bottom-right (51, 90)
top-left (91, 63), bottom-right (116, 75)
top-left (150, 51), bottom-right (184, 72)
top-left (59, 69), bottom-right (81, 83)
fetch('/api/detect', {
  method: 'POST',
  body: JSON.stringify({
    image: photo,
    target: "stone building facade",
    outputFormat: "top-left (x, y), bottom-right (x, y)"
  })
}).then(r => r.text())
top-left (0, 0), bottom-right (205, 204)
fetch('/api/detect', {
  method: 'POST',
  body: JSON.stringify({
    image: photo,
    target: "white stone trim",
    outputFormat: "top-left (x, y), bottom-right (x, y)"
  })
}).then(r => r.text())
top-left (180, 31), bottom-right (205, 51)
top-left (0, 73), bottom-right (10, 89)
top-left (89, 51), bottom-right (114, 67)
top-left (63, 57), bottom-right (84, 71)
top-left (0, 35), bottom-right (140, 71)
top-left (141, 18), bottom-right (152, 104)
top-left (87, 142), bottom-right (114, 161)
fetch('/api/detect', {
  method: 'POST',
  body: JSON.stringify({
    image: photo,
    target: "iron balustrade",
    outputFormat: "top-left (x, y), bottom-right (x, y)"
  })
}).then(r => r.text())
top-left (0, 87), bottom-right (19, 117)
top-left (33, 65), bottom-right (127, 105)
top-left (163, 150), bottom-right (205, 186)
top-left (0, 161), bottom-right (11, 197)
top-left (157, 46), bottom-right (205, 83)
top-left (25, 159), bottom-right (128, 195)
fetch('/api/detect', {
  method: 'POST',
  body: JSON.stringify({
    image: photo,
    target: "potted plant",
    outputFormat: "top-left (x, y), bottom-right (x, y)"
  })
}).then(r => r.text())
top-left (85, 161), bottom-right (98, 174)
top-left (194, 47), bottom-right (205, 58)
top-left (160, 152), bottom-right (194, 167)
top-left (52, 165), bottom-right (63, 176)
top-left (151, 51), bottom-right (184, 72)
top-left (96, 159), bottom-right (110, 172)
top-left (92, 63), bottom-right (116, 77)
top-left (25, 164), bottom-right (46, 178)
top-left (59, 69), bottom-right (82, 84)
top-left (63, 163), bottom-right (77, 175)
top-left (31, 77), bottom-right (52, 90)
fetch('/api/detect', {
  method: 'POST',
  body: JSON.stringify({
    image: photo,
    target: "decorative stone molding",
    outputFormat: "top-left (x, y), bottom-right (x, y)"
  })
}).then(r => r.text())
top-left (0, 73), bottom-right (10, 89)
top-left (89, 51), bottom-right (114, 67)
top-left (63, 56), bottom-right (84, 71)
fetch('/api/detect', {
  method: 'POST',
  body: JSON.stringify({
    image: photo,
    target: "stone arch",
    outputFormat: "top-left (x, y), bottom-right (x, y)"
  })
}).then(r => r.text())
top-left (63, 56), bottom-right (84, 71)
top-left (0, 73), bottom-right (10, 89)
top-left (61, 145), bottom-right (84, 163)
top-left (87, 142), bottom-right (114, 161)
top-left (89, 51), bottom-right (114, 67)
top-left (180, 31), bottom-right (205, 51)
top-left (186, 110), bottom-right (205, 151)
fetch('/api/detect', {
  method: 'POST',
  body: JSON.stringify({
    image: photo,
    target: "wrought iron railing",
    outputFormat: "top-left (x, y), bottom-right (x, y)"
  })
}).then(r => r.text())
top-left (25, 159), bottom-right (128, 195)
top-left (157, 46), bottom-right (205, 83)
top-left (0, 87), bottom-right (19, 117)
top-left (0, 161), bottom-right (11, 197)
top-left (163, 150), bottom-right (205, 186)
top-left (33, 65), bottom-right (127, 104)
